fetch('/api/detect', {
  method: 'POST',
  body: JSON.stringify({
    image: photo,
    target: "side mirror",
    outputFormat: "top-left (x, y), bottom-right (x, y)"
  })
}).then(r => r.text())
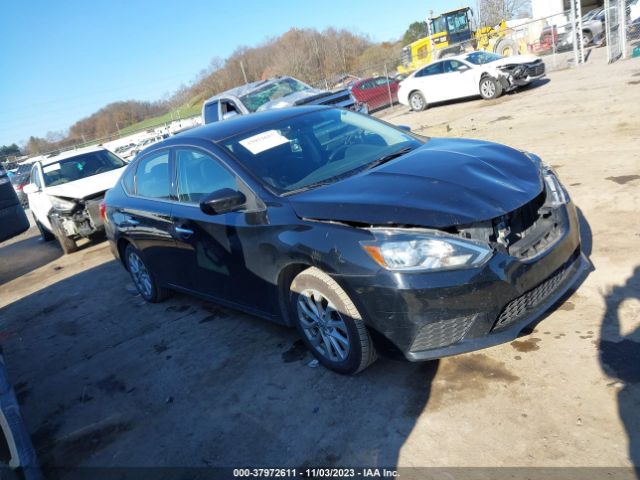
top-left (458, 66), bottom-right (471, 72)
top-left (23, 183), bottom-right (39, 195)
top-left (200, 188), bottom-right (246, 215)
top-left (397, 125), bottom-right (412, 132)
top-left (222, 111), bottom-right (239, 121)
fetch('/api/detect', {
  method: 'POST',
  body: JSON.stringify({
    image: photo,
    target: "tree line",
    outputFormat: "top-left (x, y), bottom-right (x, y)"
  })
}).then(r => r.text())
top-left (17, 0), bottom-right (529, 156)
top-left (20, 27), bottom-right (402, 156)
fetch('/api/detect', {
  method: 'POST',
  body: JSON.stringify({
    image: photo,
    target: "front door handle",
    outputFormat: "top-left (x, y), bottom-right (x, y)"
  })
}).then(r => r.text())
top-left (175, 226), bottom-right (194, 238)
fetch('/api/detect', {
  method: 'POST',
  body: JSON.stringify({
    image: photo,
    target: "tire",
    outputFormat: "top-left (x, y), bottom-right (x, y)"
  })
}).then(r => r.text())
top-left (124, 244), bottom-right (170, 303)
top-left (494, 38), bottom-right (519, 56)
top-left (289, 267), bottom-right (377, 375)
top-left (479, 76), bottom-right (503, 100)
top-left (582, 30), bottom-right (593, 46)
top-left (34, 215), bottom-right (55, 242)
top-left (409, 91), bottom-right (428, 111)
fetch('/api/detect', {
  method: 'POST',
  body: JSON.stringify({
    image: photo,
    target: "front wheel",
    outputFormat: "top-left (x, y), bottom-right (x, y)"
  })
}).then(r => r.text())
top-left (479, 76), bottom-right (503, 100)
top-left (289, 267), bottom-right (377, 375)
top-left (49, 218), bottom-right (78, 254)
top-left (34, 215), bottom-right (55, 242)
top-left (409, 91), bottom-right (428, 111)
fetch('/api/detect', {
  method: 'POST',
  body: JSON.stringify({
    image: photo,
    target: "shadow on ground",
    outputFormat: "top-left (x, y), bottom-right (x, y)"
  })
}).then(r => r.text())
top-left (0, 261), bottom-right (438, 473)
top-left (600, 266), bottom-right (640, 477)
top-left (0, 234), bottom-right (62, 285)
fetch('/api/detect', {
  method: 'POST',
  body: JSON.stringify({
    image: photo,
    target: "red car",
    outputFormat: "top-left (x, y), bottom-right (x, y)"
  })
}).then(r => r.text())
top-left (351, 76), bottom-right (399, 110)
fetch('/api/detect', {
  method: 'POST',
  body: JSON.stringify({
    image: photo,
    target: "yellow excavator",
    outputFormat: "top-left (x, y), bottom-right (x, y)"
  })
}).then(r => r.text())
top-left (398, 7), bottom-right (525, 74)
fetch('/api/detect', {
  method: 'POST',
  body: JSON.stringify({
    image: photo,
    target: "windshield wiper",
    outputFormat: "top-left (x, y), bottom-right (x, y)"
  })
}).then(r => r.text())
top-left (365, 146), bottom-right (414, 170)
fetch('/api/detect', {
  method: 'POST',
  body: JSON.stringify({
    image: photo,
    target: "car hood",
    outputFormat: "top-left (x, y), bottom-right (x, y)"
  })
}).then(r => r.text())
top-left (256, 88), bottom-right (352, 111)
top-left (489, 54), bottom-right (541, 67)
top-left (288, 138), bottom-right (543, 228)
top-left (44, 167), bottom-right (125, 200)
top-left (257, 89), bottom-right (326, 111)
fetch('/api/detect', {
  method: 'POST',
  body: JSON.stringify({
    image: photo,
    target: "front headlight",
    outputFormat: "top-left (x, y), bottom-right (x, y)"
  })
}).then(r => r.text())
top-left (542, 164), bottom-right (568, 206)
top-left (361, 230), bottom-right (492, 272)
top-left (50, 196), bottom-right (77, 212)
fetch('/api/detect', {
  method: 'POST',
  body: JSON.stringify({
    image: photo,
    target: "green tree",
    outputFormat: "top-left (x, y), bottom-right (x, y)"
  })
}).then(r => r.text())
top-left (402, 21), bottom-right (427, 45)
top-left (0, 143), bottom-right (21, 159)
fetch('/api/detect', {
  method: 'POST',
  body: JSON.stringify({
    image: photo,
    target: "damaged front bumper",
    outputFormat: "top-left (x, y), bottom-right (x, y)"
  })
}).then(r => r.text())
top-left (335, 200), bottom-right (587, 361)
top-left (49, 196), bottom-right (105, 238)
top-left (498, 60), bottom-right (546, 90)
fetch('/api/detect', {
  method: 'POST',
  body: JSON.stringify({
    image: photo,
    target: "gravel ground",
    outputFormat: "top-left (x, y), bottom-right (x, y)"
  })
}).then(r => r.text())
top-left (0, 52), bottom-right (639, 475)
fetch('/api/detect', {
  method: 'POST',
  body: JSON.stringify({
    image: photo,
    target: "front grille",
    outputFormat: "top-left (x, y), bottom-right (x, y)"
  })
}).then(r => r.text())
top-left (410, 315), bottom-right (477, 351)
top-left (493, 253), bottom-right (576, 330)
top-left (526, 62), bottom-right (545, 76)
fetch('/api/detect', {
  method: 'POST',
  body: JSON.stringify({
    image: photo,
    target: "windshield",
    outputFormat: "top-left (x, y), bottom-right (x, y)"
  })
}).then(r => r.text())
top-left (240, 78), bottom-right (310, 113)
top-left (42, 150), bottom-right (125, 187)
top-left (222, 109), bottom-right (424, 194)
top-left (465, 51), bottom-right (503, 64)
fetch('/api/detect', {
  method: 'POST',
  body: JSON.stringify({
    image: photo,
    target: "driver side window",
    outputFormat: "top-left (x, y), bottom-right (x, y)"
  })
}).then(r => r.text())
top-left (443, 60), bottom-right (467, 72)
top-left (175, 149), bottom-right (237, 204)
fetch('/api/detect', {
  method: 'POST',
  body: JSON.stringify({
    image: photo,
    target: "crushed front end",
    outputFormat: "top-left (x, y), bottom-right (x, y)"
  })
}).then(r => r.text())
top-left (336, 166), bottom-right (588, 361)
top-left (48, 192), bottom-right (106, 239)
top-left (496, 59), bottom-right (546, 89)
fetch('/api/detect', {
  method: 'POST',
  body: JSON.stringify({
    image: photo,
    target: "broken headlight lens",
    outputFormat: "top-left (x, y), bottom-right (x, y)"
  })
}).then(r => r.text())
top-left (50, 196), bottom-right (77, 213)
top-left (361, 231), bottom-right (492, 272)
top-left (542, 166), bottom-right (568, 206)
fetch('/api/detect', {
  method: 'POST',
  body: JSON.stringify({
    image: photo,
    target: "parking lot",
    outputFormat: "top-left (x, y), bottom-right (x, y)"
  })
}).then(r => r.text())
top-left (1, 56), bottom-right (639, 474)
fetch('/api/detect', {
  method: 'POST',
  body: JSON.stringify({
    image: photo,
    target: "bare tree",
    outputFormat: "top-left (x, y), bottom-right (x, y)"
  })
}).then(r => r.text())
top-left (475, 0), bottom-right (531, 28)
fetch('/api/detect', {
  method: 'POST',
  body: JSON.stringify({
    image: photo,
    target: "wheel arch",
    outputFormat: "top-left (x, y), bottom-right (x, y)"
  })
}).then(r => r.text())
top-left (117, 237), bottom-right (133, 270)
top-left (277, 262), bottom-right (313, 326)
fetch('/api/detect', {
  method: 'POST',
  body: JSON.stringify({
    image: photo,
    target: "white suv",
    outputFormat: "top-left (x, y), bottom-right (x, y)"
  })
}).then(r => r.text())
top-left (24, 146), bottom-right (126, 253)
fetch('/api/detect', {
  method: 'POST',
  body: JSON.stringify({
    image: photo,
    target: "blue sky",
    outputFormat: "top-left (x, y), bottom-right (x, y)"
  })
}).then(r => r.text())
top-left (0, 0), bottom-right (457, 146)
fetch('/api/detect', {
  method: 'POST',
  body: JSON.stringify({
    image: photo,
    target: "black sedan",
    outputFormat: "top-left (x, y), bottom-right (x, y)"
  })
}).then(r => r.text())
top-left (104, 106), bottom-right (587, 374)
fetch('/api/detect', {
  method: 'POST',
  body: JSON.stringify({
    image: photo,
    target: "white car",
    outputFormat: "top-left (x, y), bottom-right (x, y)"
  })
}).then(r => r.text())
top-left (23, 146), bottom-right (126, 253)
top-left (113, 143), bottom-right (137, 161)
top-left (129, 135), bottom-right (166, 159)
top-left (398, 51), bottom-right (546, 111)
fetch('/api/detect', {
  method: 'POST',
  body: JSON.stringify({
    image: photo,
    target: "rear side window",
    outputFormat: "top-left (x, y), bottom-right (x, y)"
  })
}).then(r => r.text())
top-left (121, 165), bottom-right (135, 194)
top-left (175, 149), bottom-right (236, 204)
top-left (135, 151), bottom-right (170, 199)
top-left (415, 62), bottom-right (444, 77)
top-left (203, 101), bottom-right (219, 123)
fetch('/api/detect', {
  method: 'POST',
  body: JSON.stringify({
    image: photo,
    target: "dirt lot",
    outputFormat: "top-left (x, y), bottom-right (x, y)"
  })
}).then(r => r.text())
top-left (1, 56), bottom-right (639, 475)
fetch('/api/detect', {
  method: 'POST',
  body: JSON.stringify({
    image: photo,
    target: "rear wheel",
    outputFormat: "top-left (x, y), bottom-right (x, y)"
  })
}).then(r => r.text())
top-left (479, 76), bottom-right (503, 100)
top-left (409, 91), bottom-right (428, 111)
top-left (125, 244), bottom-right (170, 303)
top-left (289, 267), bottom-right (377, 375)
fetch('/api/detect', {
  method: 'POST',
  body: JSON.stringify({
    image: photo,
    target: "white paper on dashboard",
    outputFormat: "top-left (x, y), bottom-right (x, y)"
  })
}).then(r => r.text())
top-left (43, 163), bottom-right (61, 173)
top-left (239, 130), bottom-right (289, 155)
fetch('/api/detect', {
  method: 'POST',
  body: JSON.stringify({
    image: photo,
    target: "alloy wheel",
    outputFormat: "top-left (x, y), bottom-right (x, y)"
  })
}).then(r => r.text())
top-left (297, 288), bottom-right (351, 362)
top-left (128, 251), bottom-right (153, 298)
top-left (410, 94), bottom-right (424, 110)
top-left (481, 79), bottom-right (496, 98)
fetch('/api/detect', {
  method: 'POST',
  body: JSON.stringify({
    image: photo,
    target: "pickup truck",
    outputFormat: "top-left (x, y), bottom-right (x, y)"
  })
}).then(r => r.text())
top-left (202, 76), bottom-right (367, 124)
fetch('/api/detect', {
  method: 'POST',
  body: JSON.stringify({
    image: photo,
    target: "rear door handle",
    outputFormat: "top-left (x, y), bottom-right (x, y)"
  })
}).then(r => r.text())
top-left (175, 226), bottom-right (194, 238)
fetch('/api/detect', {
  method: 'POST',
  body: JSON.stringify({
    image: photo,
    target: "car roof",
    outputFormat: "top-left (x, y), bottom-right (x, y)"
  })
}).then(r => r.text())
top-left (168, 105), bottom-right (330, 144)
top-left (203, 76), bottom-right (300, 104)
top-left (40, 145), bottom-right (106, 166)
